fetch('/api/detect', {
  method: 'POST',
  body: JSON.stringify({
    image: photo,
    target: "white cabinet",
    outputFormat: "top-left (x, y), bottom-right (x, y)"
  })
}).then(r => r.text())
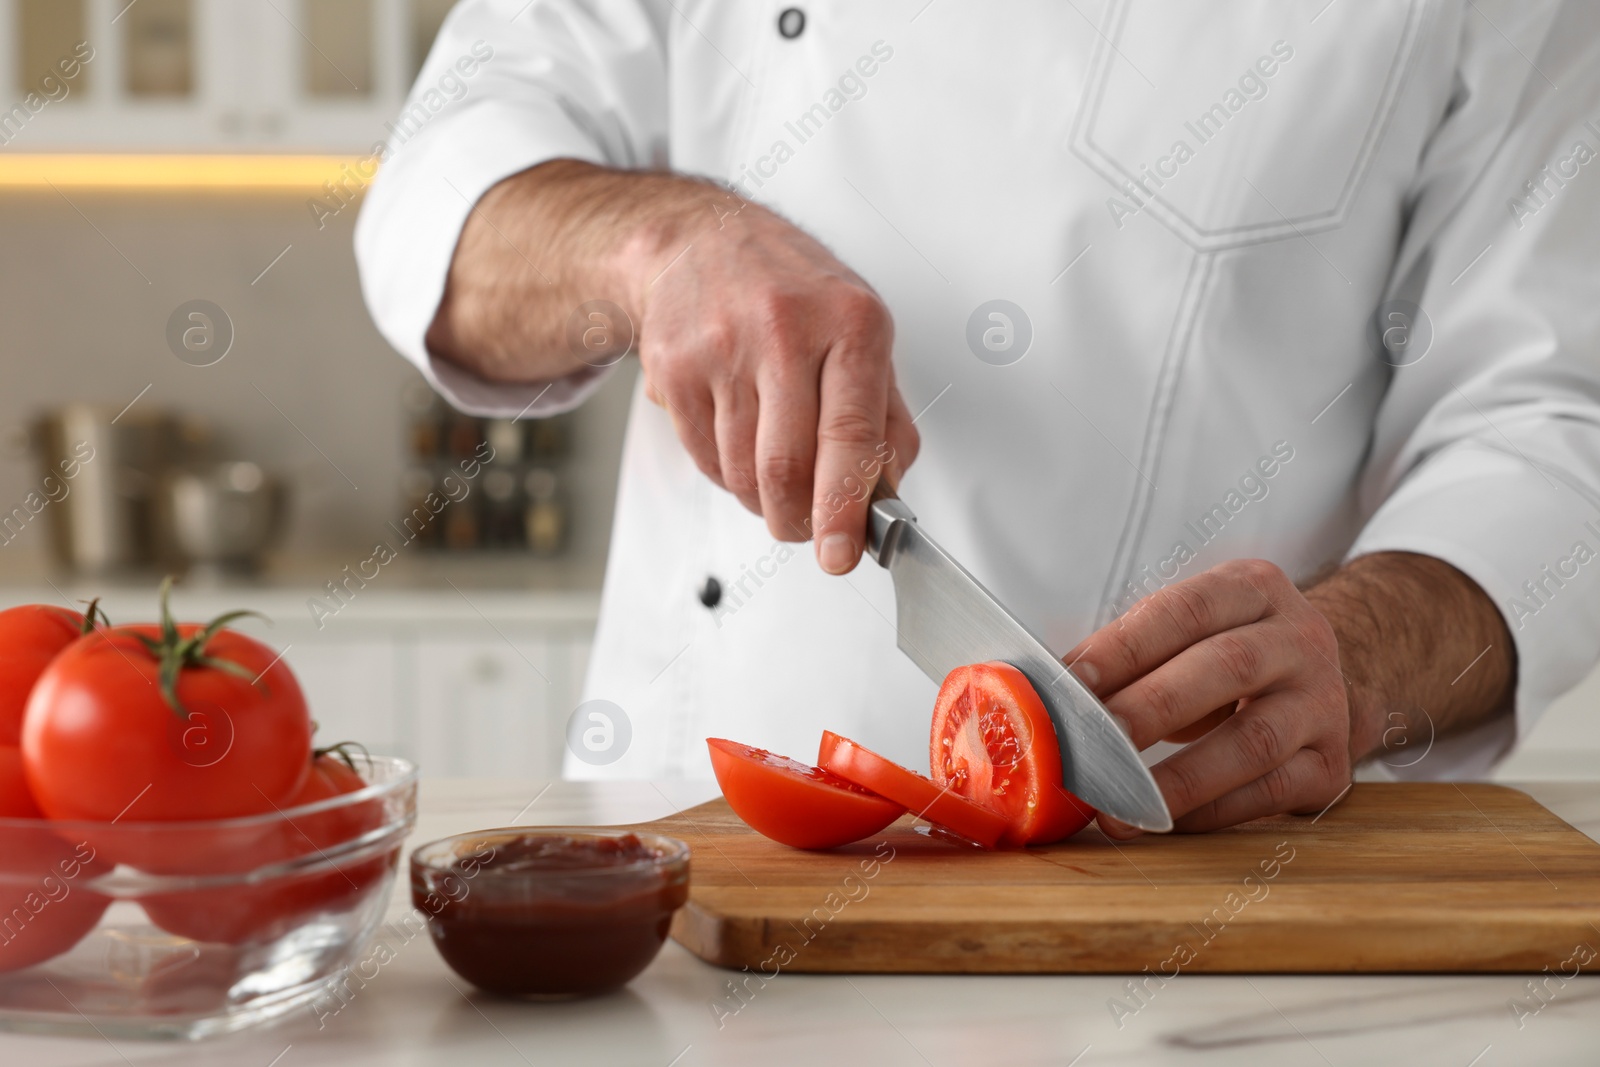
top-left (411, 634), bottom-right (585, 780)
top-left (245, 617), bottom-right (596, 779)
top-left (222, 587), bottom-right (598, 777)
top-left (284, 603), bottom-right (596, 779)
top-left (278, 637), bottom-right (405, 755)
top-left (0, 0), bottom-right (455, 150)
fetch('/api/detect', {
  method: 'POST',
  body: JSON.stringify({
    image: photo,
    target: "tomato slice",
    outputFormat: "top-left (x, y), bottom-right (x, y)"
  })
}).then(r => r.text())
top-left (930, 662), bottom-right (1096, 846)
top-left (707, 738), bottom-right (905, 850)
top-left (817, 731), bottom-right (1009, 849)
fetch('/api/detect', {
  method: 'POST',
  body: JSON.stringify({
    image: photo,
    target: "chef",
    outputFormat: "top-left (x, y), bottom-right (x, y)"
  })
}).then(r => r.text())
top-left (357, 0), bottom-right (1600, 834)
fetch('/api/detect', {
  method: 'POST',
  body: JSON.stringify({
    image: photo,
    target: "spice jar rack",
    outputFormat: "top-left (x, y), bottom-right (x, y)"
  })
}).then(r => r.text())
top-left (400, 381), bottom-right (571, 556)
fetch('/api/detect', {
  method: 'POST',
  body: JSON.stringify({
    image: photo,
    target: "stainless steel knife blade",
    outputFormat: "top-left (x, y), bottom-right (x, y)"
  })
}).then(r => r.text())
top-left (866, 489), bottom-right (1173, 832)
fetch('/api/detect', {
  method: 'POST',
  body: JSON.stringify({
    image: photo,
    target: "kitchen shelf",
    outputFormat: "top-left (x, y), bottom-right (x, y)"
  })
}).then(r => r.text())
top-left (0, 0), bottom-right (455, 152)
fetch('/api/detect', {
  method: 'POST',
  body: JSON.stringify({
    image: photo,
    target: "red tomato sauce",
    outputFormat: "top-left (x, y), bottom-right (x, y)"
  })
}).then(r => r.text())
top-left (412, 831), bottom-right (689, 998)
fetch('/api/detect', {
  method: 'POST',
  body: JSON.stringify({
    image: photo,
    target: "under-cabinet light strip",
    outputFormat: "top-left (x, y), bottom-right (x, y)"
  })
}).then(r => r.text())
top-left (0, 154), bottom-right (365, 189)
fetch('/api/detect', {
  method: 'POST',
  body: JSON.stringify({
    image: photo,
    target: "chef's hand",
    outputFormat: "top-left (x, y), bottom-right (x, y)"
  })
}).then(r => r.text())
top-left (1064, 559), bottom-right (1351, 835)
top-left (631, 181), bottom-right (918, 573)
top-left (426, 160), bottom-right (918, 575)
top-left (1064, 552), bottom-right (1514, 836)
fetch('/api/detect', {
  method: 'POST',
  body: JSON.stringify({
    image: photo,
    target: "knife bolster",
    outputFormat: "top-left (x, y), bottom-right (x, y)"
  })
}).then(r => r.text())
top-left (867, 496), bottom-right (917, 566)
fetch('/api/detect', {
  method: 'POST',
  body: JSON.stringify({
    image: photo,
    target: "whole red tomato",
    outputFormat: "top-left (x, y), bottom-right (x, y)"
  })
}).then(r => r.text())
top-left (0, 603), bottom-right (99, 745)
top-left (22, 588), bottom-right (313, 870)
top-left (0, 744), bottom-right (110, 972)
top-left (141, 752), bottom-right (393, 944)
top-left (24, 631), bottom-right (311, 824)
top-left (0, 745), bottom-right (40, 818)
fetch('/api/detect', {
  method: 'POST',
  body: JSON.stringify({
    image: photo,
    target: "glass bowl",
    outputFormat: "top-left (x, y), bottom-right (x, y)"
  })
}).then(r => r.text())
top-left (410, 827), bottom-right (690, 998)
top-left (0, 753), bottom-right (416, 1040)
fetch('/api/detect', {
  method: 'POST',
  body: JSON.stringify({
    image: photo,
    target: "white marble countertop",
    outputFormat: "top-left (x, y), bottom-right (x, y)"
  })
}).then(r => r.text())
top-left (3, 779), bottom-right (1598, 1067)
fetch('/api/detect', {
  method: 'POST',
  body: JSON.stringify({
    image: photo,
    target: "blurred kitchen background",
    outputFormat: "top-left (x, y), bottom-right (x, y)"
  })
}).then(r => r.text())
top-left (0, 0), bottom-right (637, 780)
top-left (0, 0), bottom-right (1594, 783)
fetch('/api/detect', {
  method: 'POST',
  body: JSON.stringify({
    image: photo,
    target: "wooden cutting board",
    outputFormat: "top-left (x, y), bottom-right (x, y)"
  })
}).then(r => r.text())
top-left (630, 784), bottom-right (1600, 973)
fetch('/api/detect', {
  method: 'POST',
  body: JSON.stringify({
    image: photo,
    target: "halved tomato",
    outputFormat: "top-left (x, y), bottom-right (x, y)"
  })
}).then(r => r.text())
top-left (931, 662), bottom-right (1095, 846)
top-left (707, 738), bottom-right (905, 850)
top-left (817, 731), bottom-right (1008, 850)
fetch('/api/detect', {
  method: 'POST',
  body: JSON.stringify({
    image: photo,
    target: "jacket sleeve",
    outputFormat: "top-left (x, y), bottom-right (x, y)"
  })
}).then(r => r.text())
top-left (354, 0), bottom-right (668, 417)
top-left (1347, 1), bottom-right (1600, 778)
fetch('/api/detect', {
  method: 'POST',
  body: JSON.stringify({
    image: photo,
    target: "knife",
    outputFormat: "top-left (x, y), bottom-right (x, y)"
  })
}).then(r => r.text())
top-left (865, 483), bottom-right (1173, 832)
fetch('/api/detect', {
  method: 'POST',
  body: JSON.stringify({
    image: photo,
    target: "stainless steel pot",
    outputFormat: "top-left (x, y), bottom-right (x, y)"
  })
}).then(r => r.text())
top-left (162, 462), bottom-right (286, 577)
top-left (32, 404), bottom-right (177, 573)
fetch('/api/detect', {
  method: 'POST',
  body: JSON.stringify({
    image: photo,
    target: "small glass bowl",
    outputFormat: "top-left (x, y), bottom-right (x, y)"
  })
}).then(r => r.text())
top-left (409, 827), bottom-right (690, 998)
top-left (0, 754), bottom-right (417, 1040)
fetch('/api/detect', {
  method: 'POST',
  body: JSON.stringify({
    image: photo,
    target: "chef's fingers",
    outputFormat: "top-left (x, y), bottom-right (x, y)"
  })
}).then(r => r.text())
top-left (1146, 689), bottom-right (1332, 825)
top-left (811, 332), bottom-right (893, 576)
top-left (881, 375), bottom-right (921, 487)
top-left (1164, 703), bottom-right (1237, 744)
top-left (754, 349), bottom-right (821, 542)
top-left (1170, 745), bottom-right (1349, 833)
top-left (1096, 813), bottom-right (1143, 840)
top-left (1064, 559), bottom-right (1291, 699)
top-left (1104, 620), bottom-right (1299, 748)
top-left (653, 382), bottom-right (727, 491)
top-left (713, 379), bottom-right (763, 516)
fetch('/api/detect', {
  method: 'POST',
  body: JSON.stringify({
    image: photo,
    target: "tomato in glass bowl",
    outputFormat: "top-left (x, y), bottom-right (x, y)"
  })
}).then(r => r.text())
top-left (0, 753), bottom-right (416, 1039)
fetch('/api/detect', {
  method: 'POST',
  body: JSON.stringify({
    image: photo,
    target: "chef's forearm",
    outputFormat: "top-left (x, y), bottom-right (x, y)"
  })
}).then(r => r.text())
top-left (1304, 551), bottom-right (1516, 767)
top-left (424, 159), bottom-right (720, 383)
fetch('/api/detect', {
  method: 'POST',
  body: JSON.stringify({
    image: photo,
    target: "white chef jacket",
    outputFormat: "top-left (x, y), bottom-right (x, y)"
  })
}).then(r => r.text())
top-left (356, 0), bottom-right (1600, 782)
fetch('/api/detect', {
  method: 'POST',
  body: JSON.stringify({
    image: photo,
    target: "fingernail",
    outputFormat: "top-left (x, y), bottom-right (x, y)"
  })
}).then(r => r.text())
top-left (1097, 814), bottom-right (1123, 832)
top-left (818, 533), bottom-right (855, 575)
top-left (1097, 815), bottom-right (1142, 840)
top-left (1070, 660), bottom-right (1099, 689)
